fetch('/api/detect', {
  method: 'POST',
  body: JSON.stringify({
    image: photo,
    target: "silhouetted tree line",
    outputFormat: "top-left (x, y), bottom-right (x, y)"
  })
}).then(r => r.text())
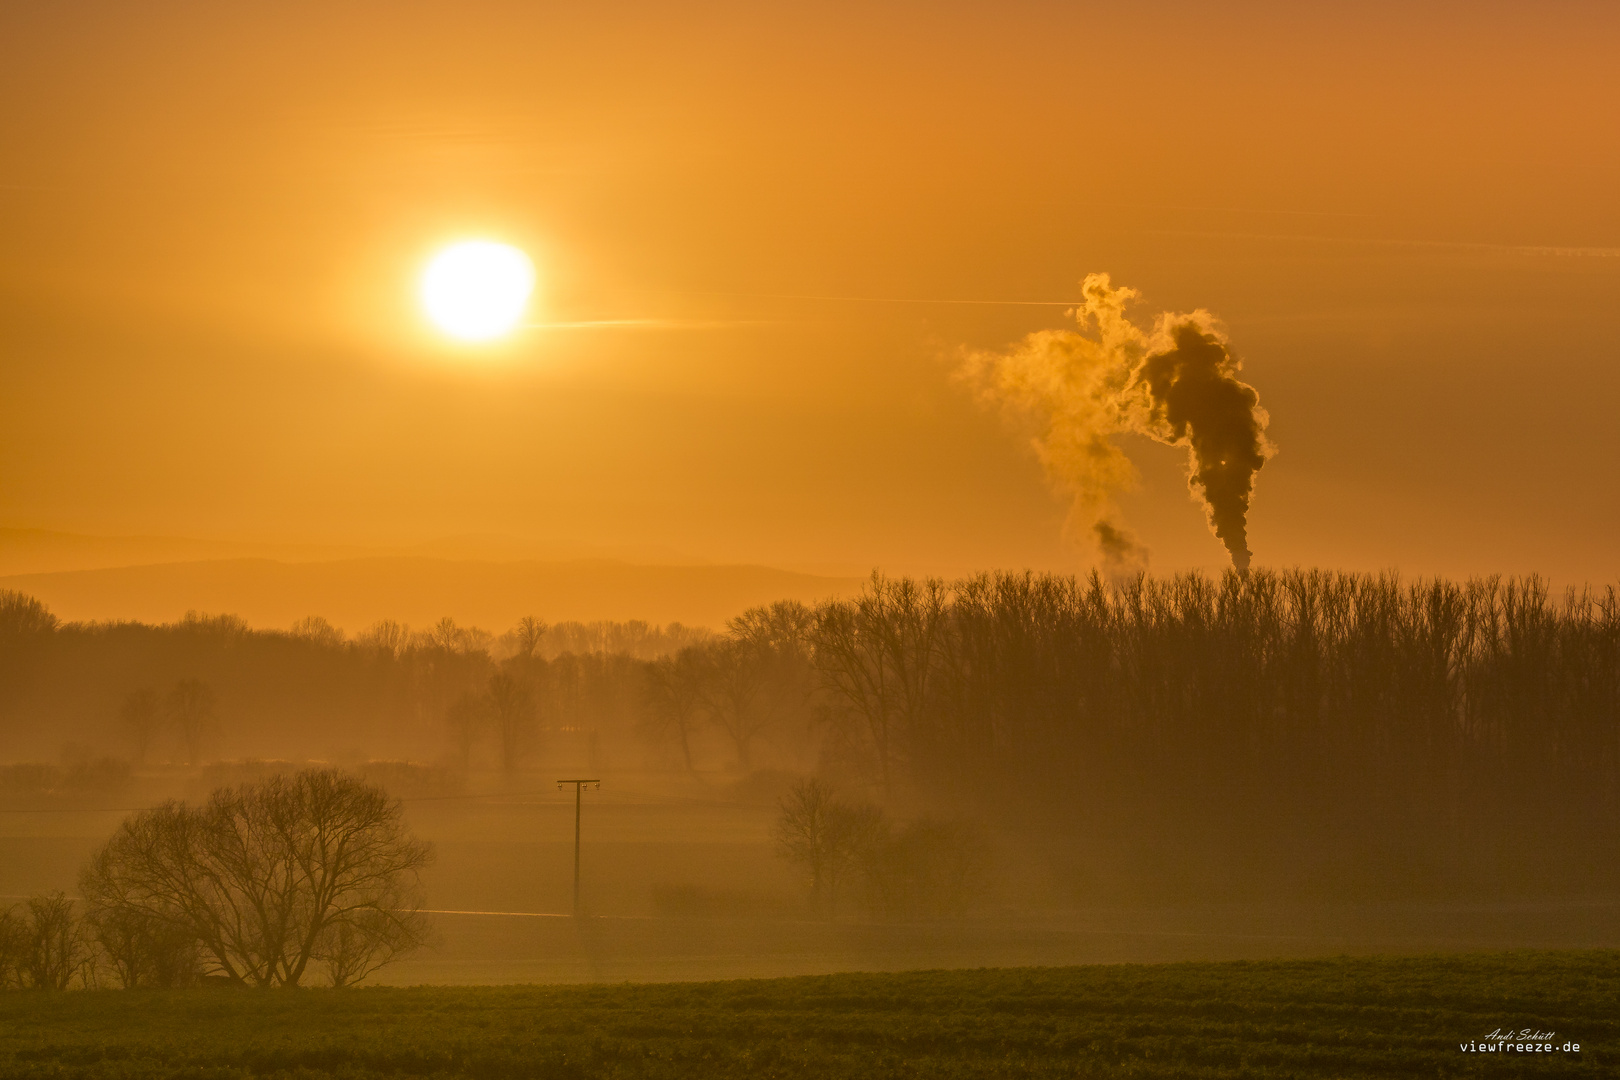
top-left (4, 570), bottom-right (1617, 898)
top-left (0, 591), bottom-right (815, 775)
top-left (808, 571), bottom-right (1620, 899)
top-left (0, 594), bottom-right (712, 769)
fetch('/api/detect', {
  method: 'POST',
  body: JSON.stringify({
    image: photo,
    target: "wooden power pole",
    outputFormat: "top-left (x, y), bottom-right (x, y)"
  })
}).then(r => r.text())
top-left (557, 779), bottom-right (599, 916)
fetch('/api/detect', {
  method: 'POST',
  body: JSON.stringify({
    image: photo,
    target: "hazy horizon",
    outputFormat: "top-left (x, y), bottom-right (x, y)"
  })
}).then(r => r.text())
top-left (4, 2), bottom-right (1618, 587)
top-left (4, 521), bottom-right (1615, 633)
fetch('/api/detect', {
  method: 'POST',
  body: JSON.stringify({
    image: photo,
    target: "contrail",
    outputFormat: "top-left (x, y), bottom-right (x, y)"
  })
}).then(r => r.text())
top-left (525, 296), bottom-right (1085, 330)
top-left (526, 294), bottom-right (1081, 330)
top-left (692, 290), bottom-right (1079, 306)
top-left (524, 318), bottom-right (768, 329)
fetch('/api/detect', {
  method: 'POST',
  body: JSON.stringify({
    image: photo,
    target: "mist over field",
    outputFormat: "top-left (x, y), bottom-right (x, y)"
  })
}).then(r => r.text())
top-left (4, 566), bottom-right (1617, 987)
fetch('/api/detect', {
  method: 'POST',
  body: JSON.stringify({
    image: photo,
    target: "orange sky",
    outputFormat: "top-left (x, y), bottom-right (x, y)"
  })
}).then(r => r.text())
top-left (2, 0), bottom-right (1617, 583)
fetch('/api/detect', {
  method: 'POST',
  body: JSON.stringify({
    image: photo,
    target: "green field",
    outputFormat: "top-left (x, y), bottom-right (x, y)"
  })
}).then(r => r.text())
top-left (0, 951), bottom-right (1614, 1078)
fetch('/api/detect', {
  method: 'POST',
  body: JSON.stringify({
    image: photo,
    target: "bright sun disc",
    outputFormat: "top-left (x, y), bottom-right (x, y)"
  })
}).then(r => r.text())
top-left (420, 241), bottom-right (535, 341)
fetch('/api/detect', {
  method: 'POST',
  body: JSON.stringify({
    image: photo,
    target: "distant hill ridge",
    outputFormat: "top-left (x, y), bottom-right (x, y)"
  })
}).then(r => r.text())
top-left (0, 527), bottom-right (705, 577)
top-left (0, 555), bottom-right (862, 632)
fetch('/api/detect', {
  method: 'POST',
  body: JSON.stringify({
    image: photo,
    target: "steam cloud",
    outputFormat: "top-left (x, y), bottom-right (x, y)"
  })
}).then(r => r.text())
top-left (961, 273), bottom-right (1274, 571)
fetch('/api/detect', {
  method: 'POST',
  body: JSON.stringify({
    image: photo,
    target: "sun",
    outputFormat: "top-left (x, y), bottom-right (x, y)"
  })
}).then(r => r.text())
top-left (419, 241), bottom-right (535, 341)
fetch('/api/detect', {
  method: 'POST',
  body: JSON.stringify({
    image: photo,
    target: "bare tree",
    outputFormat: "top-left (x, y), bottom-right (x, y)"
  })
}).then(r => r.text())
top-left (773, 779), bottom-right (885, 916)
top-left (0, 906), bottom-right (26, 989)
top-left (427, 616), bottom-right (466, 652)
top-left (510, 615), bottom-right (549, 659)
top-left (357, 619), bottom-right (411, 657)
top-left (0, 593), bottom-right (58, 710)
top-left (289, 615), bottom-right (345, 647)
top-left (444, 691), bottom-right (488, 769)
top-left (316, 902), bottom-right (419, 988)
top-left (19, 893), bottom-right (92, 990)
top-left (120, 687), bottom-right (163, 765)
top-left (698, 639), bottom-right (772, 769)
top-left (730, 600), bottom-right (815, 655)
top-left (487, 671), bottom-right (536, 774)
top-left (81, 769), bottom-right (433, 988)
top-left (87, 903), bottom-right (202, 988)
top-left (0, 590), bottom-right (58, 638)
top-left (729, 601), bottom-right (820, 760)
top-left (424, 616), bottom-right (493, 656)
top-left (641, 648), bottom-right (707, 772)
top-left (812, 574), bottom-right (949, 798)
top-left (166, 678), bottom-right (216, 765)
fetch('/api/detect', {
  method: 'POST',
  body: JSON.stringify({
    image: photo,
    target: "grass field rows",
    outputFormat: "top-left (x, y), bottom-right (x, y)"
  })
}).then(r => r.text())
top-left (0, 950), bottom-right (1614, 1078)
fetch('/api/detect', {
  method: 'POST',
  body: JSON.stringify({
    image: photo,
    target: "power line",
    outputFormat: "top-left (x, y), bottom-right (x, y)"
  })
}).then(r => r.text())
top-left (697, 289), bottom-right (1078, 306)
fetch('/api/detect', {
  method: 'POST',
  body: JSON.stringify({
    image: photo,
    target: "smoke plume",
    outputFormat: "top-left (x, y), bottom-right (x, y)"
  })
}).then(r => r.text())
top-left (960, 274), bottom-right (1273, 571)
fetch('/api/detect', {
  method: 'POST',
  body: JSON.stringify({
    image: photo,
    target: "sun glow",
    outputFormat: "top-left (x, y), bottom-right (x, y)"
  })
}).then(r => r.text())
top-left (420, 241), bottom-right (535, 341)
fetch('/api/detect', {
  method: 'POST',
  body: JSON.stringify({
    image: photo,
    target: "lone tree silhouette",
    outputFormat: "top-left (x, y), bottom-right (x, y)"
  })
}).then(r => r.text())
top-left (641, 647), bottom-right (707, 773)
top-left (444, 690), bottom-right (488, 770)
top-left (119, 687), bottom-right (163, 765)
top-left (487, 670), bottom-right (536, 774)
top-left (773, 779), bottom-right (884, 916)
top-left (81, 769), bottom-right (432, 987)
top-left (165, 678), bottom-right (216, 765)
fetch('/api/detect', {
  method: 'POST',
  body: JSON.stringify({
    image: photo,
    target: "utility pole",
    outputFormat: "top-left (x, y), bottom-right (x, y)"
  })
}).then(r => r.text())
top-left (557, 779), bottom-right (599, 917)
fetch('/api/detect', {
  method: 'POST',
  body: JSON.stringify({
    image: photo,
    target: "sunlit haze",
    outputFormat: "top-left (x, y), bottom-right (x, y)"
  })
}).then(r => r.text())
top-left (1, 0), bottom-right (1616, 601)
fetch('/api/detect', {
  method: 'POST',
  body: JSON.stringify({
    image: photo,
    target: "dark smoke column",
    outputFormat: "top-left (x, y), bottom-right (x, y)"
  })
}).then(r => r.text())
top-left (1134, 321), bottom-right (1272, 572)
